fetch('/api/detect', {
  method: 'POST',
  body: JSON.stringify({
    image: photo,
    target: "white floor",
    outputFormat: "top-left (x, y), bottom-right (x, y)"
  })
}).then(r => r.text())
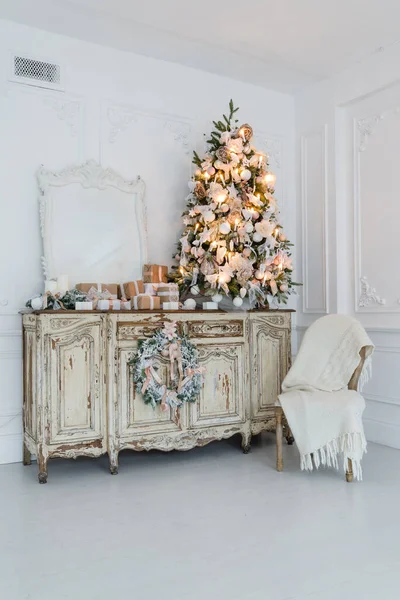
top-left (1, 434), bottom-right (399, 600)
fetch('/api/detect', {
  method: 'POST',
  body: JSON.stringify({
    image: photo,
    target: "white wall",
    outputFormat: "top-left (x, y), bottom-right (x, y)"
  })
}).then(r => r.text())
top-left (0, 19), bottom-right (296, 463)
top-left (295, 44), bottom-right (400, 449)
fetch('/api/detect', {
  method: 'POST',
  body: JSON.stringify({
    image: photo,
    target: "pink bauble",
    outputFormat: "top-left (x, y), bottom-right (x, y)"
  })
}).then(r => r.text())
top-left (207, 166), bottom-right (216, 176)
top-left (255, 270), bottom-right (264, 280)
top-left (280, 284), bottom-right (289, 292)
top-left (243, 247), bottom-right (251, 257)
top-left (251, 211), bottom-right (259, 220)
top-left (221, 204), bottom-right (230, 213)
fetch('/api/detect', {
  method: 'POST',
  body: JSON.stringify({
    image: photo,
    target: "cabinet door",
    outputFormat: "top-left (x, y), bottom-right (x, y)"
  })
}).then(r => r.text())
top-left (189, 342), bottom-right (246, 428)
top-left (117, 322), bottom-right (186, 440)
top-left (250, 316), bottom-right (291, 420)
top-left (47, 317), bottom-right (105, 446)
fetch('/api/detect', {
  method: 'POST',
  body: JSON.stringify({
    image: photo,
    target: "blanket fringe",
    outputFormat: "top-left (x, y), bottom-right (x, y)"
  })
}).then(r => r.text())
top-left (358, 354), bottom-right (372, 392)
top-left (300, 432), bottom-right (367, 481)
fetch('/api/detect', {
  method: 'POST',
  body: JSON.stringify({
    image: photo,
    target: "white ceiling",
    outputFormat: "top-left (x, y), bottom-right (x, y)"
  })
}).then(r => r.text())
top-left (2, 0), bottom-right (400, 93)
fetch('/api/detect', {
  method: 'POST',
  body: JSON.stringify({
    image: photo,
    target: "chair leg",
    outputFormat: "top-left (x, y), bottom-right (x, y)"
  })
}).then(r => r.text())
top-left (276, 407), bottom-right (284, 472)
top-left (346, 458), bottom-right (353, 483)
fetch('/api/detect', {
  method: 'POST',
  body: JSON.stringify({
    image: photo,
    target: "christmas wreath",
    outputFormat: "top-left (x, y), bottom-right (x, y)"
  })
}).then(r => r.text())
top-left (128, 322), bottom-right (204, 411)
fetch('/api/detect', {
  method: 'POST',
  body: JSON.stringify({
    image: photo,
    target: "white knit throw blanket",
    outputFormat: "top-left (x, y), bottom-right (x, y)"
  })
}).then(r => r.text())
top-left (278, 315), bottom-right (374, 480)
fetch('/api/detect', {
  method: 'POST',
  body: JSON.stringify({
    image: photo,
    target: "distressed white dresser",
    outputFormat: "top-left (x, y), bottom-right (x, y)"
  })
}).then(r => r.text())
top-left (22, 310), bottom-right (292, 483)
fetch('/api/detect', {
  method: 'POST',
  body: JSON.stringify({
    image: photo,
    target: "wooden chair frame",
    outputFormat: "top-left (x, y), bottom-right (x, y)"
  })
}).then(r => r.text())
top-left (275, 347), bottom-right (367, 482)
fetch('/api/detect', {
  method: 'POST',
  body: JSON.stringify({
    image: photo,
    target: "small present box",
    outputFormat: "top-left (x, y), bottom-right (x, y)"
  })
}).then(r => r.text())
top-left (162, 302), bottom-right (180, 310)
top-left (122, 281), bottom-right (144, 299)
top-left (203, 302), bottom-right (218, 310)
top-left (143, 264), bottom-right (168, 284)
top-left (132, 295), bottom-right (161, 310)
top-left (76, 283), bottom-right (119, 298)
top-left (75, 301), bottom-right (93, 310)
top-left (98, 299), bottom-right (121, 311)
top-left (121, 300), bottom-right (131, 310)
top-left (156, 283), bottom-right (179, 303)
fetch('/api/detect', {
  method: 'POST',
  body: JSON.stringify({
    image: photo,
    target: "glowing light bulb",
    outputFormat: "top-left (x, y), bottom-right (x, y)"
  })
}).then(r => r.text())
top-left (264, 172), bottom-right (276, 187)
top-left (204, 172), bottom-right (210, 180)
top-left (195, 223), bottom-right (199, 231)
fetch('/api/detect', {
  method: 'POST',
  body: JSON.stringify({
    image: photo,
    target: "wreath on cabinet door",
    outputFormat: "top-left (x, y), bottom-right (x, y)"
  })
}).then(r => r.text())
top-left (128, 321), bottom-right (205, 412)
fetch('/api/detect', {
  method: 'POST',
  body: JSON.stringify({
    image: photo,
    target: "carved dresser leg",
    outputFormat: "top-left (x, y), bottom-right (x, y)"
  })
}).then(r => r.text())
top-left (241, 432), bottom-right (252, 454)
top-left (109, 450), bottom-right (119, 475)
top-left (37, 455), bottom-right (48, 484)
top-left (346, 458), bottom-right (354, 483)
top-left (276, 408), bottom-right (284, 472)
top-left (23, 443), bottom-right (32, 466)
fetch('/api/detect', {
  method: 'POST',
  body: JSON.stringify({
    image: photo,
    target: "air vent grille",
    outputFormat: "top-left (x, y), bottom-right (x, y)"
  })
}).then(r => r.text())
top-left (13, 56), bottom-right (60, 85)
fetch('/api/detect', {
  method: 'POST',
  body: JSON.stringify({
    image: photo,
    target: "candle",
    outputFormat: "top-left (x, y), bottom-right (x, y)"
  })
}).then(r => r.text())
top-left (234, 218), bottom-right (240, 231)
top-left (240, 129), bottom-right (245, 142)
top-left (258, 155), bottom-right (262, 168)
top-left (57, 275), bottom-right (69, 294)
top-left (44, 280), bottom-right (57, 294)
top-left (274, 227), bottom-right (279, 237)
top-left (195, 223), bottom-right (199, 232)
top-left (219, 173), bottom-right (225, 185)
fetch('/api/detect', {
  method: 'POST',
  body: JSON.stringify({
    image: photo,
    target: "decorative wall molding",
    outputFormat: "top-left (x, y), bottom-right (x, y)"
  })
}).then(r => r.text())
top-left (0, 330), bottom-right (22, 337)
top-left (357, 114), bottom-right (384, 151)
top-left (354, 108), bottom-right (400, 312)
top-left (358, 276), bottom-right (386, 308)
top-left (365, 393), bottom-right (400, 407)
top-left (43, 97), bottom-right (81, 137)
top-left (300, 126), bottom-right (329, 314)
top-left (107, 105), bottom-right (137, 143)
top-left (0, 351), bottom-right (21, 360)
top-left (164, 120), bottom-right (191, 155)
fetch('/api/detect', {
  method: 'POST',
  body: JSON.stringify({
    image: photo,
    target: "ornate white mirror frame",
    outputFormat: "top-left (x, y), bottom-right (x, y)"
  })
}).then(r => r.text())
top-left (37, 160), bottom-right (147, 287)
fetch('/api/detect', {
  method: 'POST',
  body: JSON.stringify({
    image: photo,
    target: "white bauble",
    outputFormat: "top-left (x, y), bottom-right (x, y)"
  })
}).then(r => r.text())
top-left (31, 296), bottom-right (43, 310)
top-left (241, 169), bottom-right (252, 181)
top-left (255, 270), bottom-right (264, 280)
top-left (191, 285), bottom-right (200, 295)
top-left (219, 222), bottom-right (231, 235)
top-left (252, 232), bottom-right (263, 242)
top-left (233, 297), bottom-right (243, 307)
top-left (203, 211), bottom-right (215, 223)
top-left (240, 287), bottom-right (247, 298)
top-left (244, 222), bottom-right (253, 233)
top-left (221, 204), bottom-right (229, 213)
top-left (212, 293), bottom-right (223, 303)
top-left (184, 298), bottom-right (196, 310)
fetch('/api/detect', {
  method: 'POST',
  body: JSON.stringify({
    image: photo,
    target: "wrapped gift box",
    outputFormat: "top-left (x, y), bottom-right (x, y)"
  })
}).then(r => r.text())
top-left (75, 301), bottom-right (93, 310)
top-left (76, 283), bottom-right (119, 298)
top-left (121, 300), bottom-right (131, 310)
top-left (203, 302), bottom-right (218, 310)
top-left (122, 280), bottom-right (144, 299)
top-left (132, 295), bottom-right (161, 310)
top-left (162, 302), bottom-right (180, 310)
top-left (157, 283), bottom-right (179, 303)
top-left (143, 264), bottom-right (168, 284)
top-left (98, 299), bottom-right (121, 310)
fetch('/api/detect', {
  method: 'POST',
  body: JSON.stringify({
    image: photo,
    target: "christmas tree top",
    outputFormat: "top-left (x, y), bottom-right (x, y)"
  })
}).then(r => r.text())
top-left (169, 101), bottom-right (298, 307)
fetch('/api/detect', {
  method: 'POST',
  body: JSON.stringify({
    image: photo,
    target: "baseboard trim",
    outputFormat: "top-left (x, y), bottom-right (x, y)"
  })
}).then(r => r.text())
top-left (0, 433), bottom-right (22, 464)
top-left (364, 417), bottom-right (400, 450)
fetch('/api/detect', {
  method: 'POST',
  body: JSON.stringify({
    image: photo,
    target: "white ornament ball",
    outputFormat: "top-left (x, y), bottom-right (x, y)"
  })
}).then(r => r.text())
top-left (203, 211), bottom-right (215, 223)
top-left (221, 204), bottom-right (229, 213)
top-left (255, 270), bottom-right (264, 280)
top-left (184, 298), bottom-right (196, 310)
top-left (207, 166), bottom-right (216, 176)
top-left (280, 284), bottom-right (288, 292)
top-left (244, 222), bottom-right (253, 234)
top-left (253, 232), bottom-right (263, 242)
top-left (219, 222), bottom-right (231, 235)
top-left (240, 287), bottom-right (247, 298)
top-left (243, 247), bottom-right (251, 257)
top-left (212, 293), bottom-right (223, 303)
top-left (241, 169), bottom-right (252, 181)
top-left (31, 296), bottom-right (43, 310)
top-left (233, 297), bottom-right (243, 307)
top-left (191, 285), bottom-right (200, 295)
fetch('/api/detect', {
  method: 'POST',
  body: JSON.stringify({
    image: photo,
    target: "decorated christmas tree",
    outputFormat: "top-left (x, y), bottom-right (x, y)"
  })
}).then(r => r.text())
top-left (169, 101), bottom-right (298, 307)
